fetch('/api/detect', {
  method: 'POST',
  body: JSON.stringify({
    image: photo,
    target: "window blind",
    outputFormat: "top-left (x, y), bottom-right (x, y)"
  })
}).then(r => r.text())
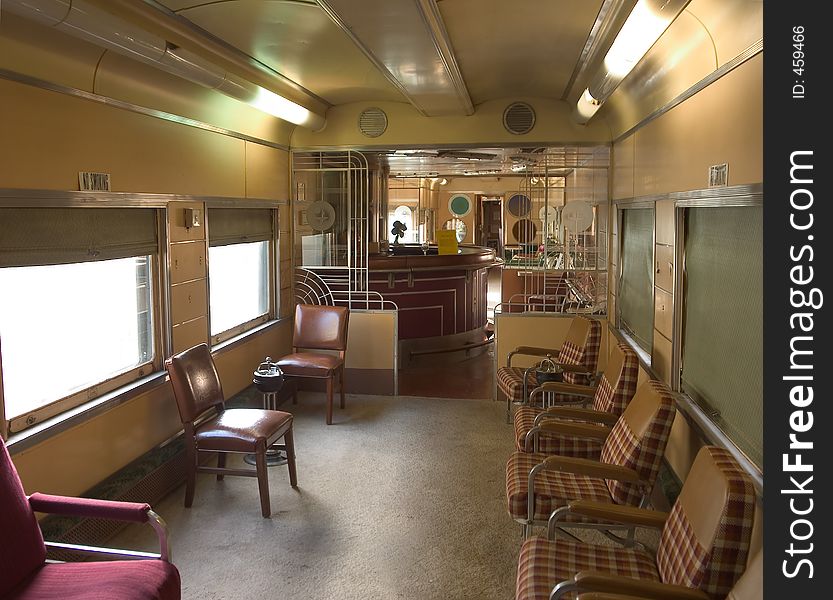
top-left (208, 208), bottom-right (273, 247)
top-left (619, 208), bottom-right (654, 353)
top-left (0, 208), bottom-right (157, 267)
top-left (681, 205), bottom-right (762, 466)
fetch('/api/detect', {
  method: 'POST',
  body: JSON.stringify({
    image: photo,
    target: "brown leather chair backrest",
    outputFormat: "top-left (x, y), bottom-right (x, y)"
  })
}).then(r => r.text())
top-left (591, 343), bottom-right (639, 415)
top-left (293, 304), bottom-right (349, 352)
top-left (657, 446), bottom-right (756, 598)
top-left (165, 343), bottom-right (225, 424)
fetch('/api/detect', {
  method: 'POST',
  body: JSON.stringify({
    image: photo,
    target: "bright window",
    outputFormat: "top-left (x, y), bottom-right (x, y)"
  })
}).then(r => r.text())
top-left (209, 240), bottom-right (269, 338)
top-left (0, 256), bottom-right (153, 423)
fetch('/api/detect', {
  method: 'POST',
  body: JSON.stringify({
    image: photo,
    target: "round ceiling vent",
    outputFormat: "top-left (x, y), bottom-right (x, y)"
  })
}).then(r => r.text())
top-left (358, 107), bottom-right (388, 138)
top-left (503, 102), bottom-right (535, 135)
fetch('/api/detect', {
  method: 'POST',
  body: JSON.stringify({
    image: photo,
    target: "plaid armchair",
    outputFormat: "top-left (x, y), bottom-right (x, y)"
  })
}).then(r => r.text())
top-left (516, 446), bottom-right (757, 600)
top-left (506, 380), bottom-right (676, 538)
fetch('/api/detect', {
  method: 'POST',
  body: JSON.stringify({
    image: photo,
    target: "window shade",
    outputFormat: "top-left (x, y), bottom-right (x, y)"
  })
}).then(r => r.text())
top-left (681, 206), bottom-right (762, 466)
top-left (208, 208), bottom-right (273, 247)
top-left (0, 208), bottom-right (157, 267)
top-left (619, 208), bottom-right (654, 352)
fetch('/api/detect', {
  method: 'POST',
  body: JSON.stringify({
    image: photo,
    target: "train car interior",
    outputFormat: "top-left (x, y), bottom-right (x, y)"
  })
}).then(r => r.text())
top-left (0, 1), bottom-right (763, 598)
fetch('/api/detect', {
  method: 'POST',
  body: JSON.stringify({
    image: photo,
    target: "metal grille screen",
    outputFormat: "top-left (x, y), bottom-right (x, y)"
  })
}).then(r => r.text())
top-left (681, 205), bottom-right (762, 467)
top-left (619, 208), bottom-right (654, 352)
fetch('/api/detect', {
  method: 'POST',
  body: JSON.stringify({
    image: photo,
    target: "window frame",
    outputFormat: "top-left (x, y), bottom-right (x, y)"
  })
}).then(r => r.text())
top-left (206, 205), bottom-right (279, 347)
top-left (0, 199), bottom-right (166, 436)
top-left (672, 191), bottom-right (764, 472)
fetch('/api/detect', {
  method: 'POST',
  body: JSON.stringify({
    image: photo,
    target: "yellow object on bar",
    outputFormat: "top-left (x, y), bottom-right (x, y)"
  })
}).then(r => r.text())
top-left (436, 229), bottom-right (458, 255)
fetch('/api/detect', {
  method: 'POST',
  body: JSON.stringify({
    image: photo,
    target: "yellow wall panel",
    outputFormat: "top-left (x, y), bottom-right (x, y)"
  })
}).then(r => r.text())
top-left (665, 412), bottom-right (705, 481)
top-left (169, 202), bottom-right (206, 242)
top-left (170, 279), bottom-right (208, 325)
top-left (654, 244), bottom-right (675, 293)
top-left (0, 79), bottom-right (246, 196)
top-left (654, 288), bottom-right (674, 340)
top-left (245, 143), bottom-right (290, 200)
top-left (172, 316), bottom-right (209, 355)
top-left (345, 311), bottom-right (397, 370)
top-left (612, 137), bottom-right (635, 200)
top-left (632, 55), bottom-right (762, 196)
top-left (169, 241), bottom-right (207, 284)
top-left (13, 385), bottom-right (181, 497)
top-left (213, 322), bottom-right (293, 396)
top-left (655, 199), bottom-right (675, 246)
top-left (652, 329), bottom-right (673, 386)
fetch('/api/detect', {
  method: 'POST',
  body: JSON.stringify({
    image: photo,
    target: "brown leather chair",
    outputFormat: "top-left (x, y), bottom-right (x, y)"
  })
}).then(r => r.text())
top-left (165, 343), bottom-right (297, 518)
top-left (277, 304), bottom-right (350, 425)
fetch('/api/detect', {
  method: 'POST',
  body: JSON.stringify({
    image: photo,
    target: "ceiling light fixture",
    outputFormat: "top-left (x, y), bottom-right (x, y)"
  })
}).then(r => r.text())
top-left (574, 0), bottom-right (689, 124)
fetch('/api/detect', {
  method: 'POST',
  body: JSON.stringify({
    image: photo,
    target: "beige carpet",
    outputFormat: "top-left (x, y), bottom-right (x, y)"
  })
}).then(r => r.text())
top-left (112, 392), bottom-right (657, 600)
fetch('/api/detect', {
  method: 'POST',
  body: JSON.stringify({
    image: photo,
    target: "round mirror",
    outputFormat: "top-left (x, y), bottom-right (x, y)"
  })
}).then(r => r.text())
top-left (507, 193), bottom-right (531, 217)
top-left (512, 218), bottom-right (537, 244)
top-left (442, 218), bottom-right (467, 243)
top-left (448, 194), bottom-right (472, 217)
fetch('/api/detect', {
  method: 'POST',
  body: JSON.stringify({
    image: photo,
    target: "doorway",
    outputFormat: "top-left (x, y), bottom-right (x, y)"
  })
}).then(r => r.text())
top-left (479, 197), bottom-right (503, 256)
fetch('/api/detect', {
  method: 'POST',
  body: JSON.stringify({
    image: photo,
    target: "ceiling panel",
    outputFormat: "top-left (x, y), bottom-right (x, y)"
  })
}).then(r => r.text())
top-left (161, 0), bottom-right (405, 105)
top-left (438, 0), bottom-right (605, 103)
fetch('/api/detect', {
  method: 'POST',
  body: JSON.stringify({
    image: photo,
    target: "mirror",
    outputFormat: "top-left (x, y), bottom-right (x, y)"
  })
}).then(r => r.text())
top-left (442, 218), bottom-right (467, 243)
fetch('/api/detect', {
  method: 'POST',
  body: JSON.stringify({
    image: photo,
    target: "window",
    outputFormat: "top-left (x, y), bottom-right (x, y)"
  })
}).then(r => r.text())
top-left (680, 205), bottom-right (762, 466)
top-left (618, 207), bottom-right (654, 353)
top-left (0, 207), bottom-right (158, 434)
top-left (208, 208), bottom-right (274, 343)
top-left (209, 241), bottom-right (269, 337)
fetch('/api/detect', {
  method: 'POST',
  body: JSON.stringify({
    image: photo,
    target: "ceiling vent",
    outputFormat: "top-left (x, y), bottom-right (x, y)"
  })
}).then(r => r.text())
top-left (503, 102), bottom-right (535, 135)
top-left (359, 107), bottom-right (388, 138)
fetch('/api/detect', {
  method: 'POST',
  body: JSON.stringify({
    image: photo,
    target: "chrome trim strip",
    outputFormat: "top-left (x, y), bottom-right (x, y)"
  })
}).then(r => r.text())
top-left (614, 183), bottom-right (763, 208)
top-left (414, 0), bottom-right (474, 115)
top-left (316, 0), bottom-right (429, 116)
top-left (612, 39), bottom-right (763, 144)
top-left (0, 68), bottom-right (290, 151)
top-left (0, 188), bottom-right (287, 208)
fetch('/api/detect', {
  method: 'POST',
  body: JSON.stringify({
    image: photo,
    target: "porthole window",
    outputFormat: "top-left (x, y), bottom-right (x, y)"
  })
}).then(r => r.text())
top-left (448, 194), bottom-right (472, 218)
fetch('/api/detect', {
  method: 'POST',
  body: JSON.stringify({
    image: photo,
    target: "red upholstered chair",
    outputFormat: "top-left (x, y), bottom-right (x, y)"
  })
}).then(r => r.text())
top-left (516, 446), bottom-right (757, 600)
top-left (0, 436), bottom-right (180, 600)
top-left (276, 304), bottom-right (350, 425)
top-left (165, 343), bottom-right (297, 518)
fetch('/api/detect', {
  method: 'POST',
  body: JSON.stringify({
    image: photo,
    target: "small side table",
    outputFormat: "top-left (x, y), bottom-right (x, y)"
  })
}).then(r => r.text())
top-left (243, 378), bottom-right (298, 468)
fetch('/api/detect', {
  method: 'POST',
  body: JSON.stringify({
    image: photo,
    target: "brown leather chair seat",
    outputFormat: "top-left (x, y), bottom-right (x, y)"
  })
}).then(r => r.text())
top-left (277, 352), bottom-right (343, 377)
top-left (194, 409), bottom-right (293, 453)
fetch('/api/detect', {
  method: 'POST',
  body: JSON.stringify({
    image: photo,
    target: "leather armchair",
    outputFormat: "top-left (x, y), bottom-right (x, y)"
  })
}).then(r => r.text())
top-left (514, 446), bottom-right (758, 600)
top-left (276, 304), bottom-right (350, 425)
top-left (165, 343), bottom-right (297, 518)
top-left (1, 436), bottom-right (180, 600)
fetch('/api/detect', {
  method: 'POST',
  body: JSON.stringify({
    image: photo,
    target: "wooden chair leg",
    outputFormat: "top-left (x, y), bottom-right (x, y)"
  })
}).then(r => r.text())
top-left (326, 376), bottom-right (334, 425)
top-left (284, 427), bottom-right (298, 488)
top-left (292, 382), bottom-right (298, 405)
top-left (216, 452), bottom-right (226, 481)
top-left (184, 441), bottom-right (197, 508)
top-left (339, 366), bottom-right (346, 409)
top-left (255, 448), bottom-right (271, 518)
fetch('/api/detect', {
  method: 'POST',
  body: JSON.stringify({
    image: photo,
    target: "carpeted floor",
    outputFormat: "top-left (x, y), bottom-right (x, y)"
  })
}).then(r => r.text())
top-left (112, 392), bottom-right (657, 600)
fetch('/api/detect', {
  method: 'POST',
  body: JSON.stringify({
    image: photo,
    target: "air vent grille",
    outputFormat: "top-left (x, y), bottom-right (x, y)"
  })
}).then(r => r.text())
top-left (503, 102), bottom-right (535, 135)
top-left (359, 107), bottom-right (388, 138)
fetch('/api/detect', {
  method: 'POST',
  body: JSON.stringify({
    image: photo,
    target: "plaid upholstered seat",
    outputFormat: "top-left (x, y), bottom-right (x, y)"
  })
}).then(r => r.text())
top-left (497, 317), bottom-right (601, 405)
top-left (506, 380), bottom-right (676, 531)
top-left (514, 343), bottom-right (639, 456)
top-left (515, 446), bottom-right (757, 600)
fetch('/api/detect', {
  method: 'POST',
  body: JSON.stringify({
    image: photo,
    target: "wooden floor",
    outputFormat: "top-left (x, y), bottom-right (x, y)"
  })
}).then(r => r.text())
top-left (398, 347), bottom-right (495, 399)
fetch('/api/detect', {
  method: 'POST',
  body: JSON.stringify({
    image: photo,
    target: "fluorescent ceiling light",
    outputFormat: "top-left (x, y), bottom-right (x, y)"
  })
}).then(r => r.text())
top-left (575, 0), bottom-right (689, 124)
top-left (603, 1), bottom-right (669, 79)
top-left (250, 87), bottom-right (323, 129)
